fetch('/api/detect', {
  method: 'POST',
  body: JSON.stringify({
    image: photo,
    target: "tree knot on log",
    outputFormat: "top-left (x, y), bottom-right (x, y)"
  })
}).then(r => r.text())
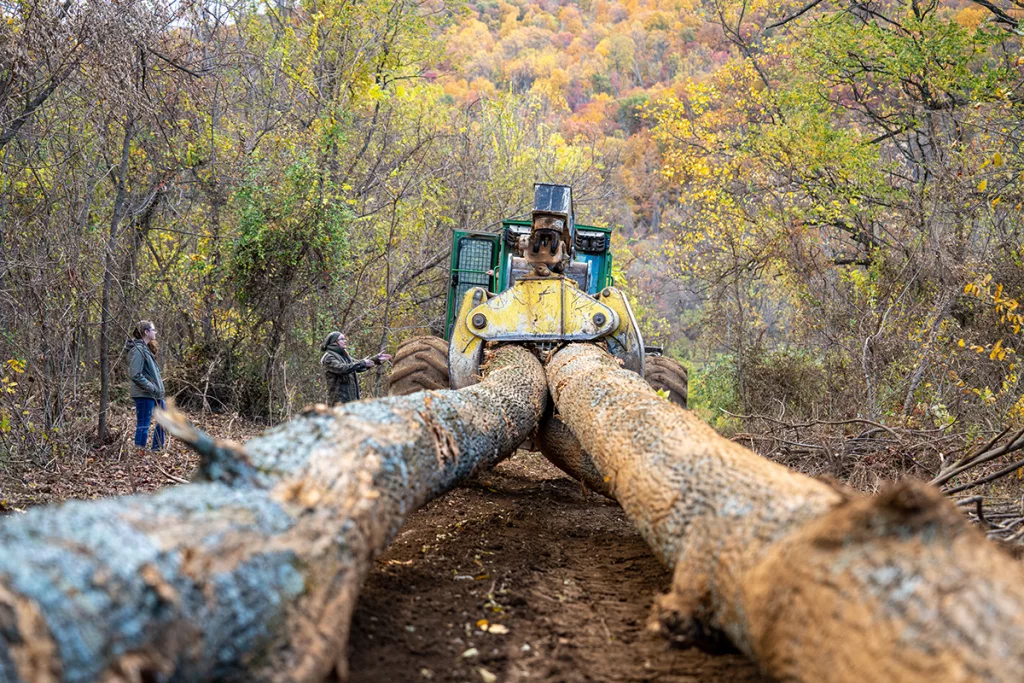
top-left (195, 443), bottom-right (261, 488)
top-left (299, 403), bottom-right (335, 417)
top-left (155, 403), bottom-right (260, 488)
top-left (418, 407), bottom-right (460, 468)
top-left (140, 563), bottom-right (179, 606)
top-left (648, 583), bottom-right (735, 654)
top-left (811, 480), bottom-right (969, 550)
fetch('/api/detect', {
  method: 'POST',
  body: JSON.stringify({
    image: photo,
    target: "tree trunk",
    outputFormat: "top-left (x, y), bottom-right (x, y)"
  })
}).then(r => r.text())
top-left (546, 343), bottom-right (1024, 683)
top-left (97, 118), bottom-right (135, 443)
top-left (0, 64), bottom-right (76, 154)
top-left (901, 288), bottom-right (956, 416)
top-left (536, 414), bottom-right (613, 499)
top-left (0, 216), bottom-right (8, 305)
top-left (0, 345), bottom-right (547, 682)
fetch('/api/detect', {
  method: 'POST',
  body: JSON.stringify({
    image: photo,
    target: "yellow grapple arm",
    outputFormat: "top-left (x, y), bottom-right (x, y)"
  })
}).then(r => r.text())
top-left (448, 278), bottom-right (644, 389)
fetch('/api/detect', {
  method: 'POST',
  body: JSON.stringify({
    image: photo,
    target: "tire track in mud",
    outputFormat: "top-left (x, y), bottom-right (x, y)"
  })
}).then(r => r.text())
top-left (348, 453), bottom-right (765, 682)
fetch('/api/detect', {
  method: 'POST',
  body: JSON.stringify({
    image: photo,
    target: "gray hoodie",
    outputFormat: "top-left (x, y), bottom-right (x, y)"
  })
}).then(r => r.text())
top-left (124, 339), bottom-right (165, 400)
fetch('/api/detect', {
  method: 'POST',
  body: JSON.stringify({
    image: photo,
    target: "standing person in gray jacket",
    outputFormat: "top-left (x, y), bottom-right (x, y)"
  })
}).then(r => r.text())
top-left (125, 320), bottom-right (166, 451)
top-left (320, 331), bottom-right (391, 405)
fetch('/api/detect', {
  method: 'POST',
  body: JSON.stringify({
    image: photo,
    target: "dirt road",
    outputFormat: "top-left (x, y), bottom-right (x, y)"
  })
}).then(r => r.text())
top-left (349, 452), bottom-right (765, 682)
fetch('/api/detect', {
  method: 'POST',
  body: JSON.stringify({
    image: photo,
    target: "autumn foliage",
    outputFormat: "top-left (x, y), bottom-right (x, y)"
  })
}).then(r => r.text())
top-left (1, 0), bottom-right (1022, 475)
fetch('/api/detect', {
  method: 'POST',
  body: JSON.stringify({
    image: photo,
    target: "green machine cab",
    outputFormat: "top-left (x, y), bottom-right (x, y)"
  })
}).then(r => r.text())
top-left (444, 220), bottom-right (615, 341)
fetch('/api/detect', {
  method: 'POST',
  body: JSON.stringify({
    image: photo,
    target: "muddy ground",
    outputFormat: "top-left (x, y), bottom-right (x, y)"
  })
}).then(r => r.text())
top-left (349, 452), bottom-right (765, 683)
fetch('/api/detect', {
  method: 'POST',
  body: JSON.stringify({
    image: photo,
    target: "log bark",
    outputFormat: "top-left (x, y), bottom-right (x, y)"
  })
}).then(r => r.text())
top-left (535, 415), bottom-right (613, 499)
top-left (546, 343), bottom-right (1024, 683)
top-left (0, 346), bottom-right (547, 683)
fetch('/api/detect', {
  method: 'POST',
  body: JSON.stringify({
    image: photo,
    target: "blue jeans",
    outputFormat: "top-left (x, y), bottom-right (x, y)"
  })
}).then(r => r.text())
top-left (133, 398), bottom-right (166, 451)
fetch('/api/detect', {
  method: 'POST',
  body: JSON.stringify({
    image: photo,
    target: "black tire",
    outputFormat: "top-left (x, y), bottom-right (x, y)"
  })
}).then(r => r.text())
top-left (387, 336), bottom-right (450, 395)
top-left (645, 355), bottom-right (688, 408)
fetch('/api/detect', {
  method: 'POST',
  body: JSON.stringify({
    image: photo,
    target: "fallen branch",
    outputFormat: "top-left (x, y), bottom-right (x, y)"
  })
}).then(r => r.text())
top-left (721, 410), bottom-right (899, 436)
top-left (147, 454), bottom-right (191, 485)
top-left (931, 425), bottom-right (1024, 488)
top-left (547, 343), bottom-right (1024, 682)
top-left (0, 345), bottom-right (547, 682)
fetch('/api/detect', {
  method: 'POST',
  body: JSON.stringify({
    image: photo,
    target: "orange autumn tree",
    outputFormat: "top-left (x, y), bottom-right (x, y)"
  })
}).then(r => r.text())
top-left (651, 0), bottom-right (1024, 425)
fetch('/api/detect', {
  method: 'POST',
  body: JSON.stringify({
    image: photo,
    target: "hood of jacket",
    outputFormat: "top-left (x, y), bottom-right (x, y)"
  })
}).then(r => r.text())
top-left (323, 343), bottom-right (351, 360)
top-left (124, 338), bottom-right (148, 353)
top-left (321, 331), bottom-right (342, 351)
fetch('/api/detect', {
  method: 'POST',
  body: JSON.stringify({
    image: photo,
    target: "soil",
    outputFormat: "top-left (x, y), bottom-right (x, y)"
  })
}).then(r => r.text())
top-left (349, 452), bottom-right (765, 683)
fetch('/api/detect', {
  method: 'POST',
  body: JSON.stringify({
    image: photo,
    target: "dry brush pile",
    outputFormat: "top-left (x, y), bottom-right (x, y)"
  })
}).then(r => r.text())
top-left (728, 413), bottom-right (1024, 545)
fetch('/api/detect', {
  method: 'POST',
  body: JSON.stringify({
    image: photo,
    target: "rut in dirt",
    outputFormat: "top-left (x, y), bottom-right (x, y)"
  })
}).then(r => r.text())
top-left (349, 454), bottom-right (764, 683)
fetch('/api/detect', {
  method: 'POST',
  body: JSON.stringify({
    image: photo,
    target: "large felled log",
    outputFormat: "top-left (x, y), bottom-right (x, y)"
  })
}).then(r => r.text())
top-left (0, 346), bottom-right (547, 683)
top-left (535, 414), bottom-right (614, 499)
top-left (547, 343), bottom-right (1024, 683)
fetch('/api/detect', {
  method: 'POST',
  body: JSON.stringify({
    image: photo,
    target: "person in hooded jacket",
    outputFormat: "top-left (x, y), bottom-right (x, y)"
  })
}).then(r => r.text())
top-left (320, 332), bottom-right (392, 405)
top-left (125, 320), bottom-right (166, 452)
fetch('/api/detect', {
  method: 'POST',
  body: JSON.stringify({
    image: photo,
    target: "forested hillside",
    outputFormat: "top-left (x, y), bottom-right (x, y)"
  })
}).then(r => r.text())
top-left (435, 0), bottom-right (1024, 438)
top-left (2, 0), bottom-right (1022, 474)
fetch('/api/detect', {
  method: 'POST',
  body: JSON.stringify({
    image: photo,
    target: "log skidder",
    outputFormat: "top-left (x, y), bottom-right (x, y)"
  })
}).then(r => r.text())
top-left (545, 342), bottom-right (1024, 683)
top-left (391, 185), bottom-right (650, 398)
top-left (0, 346), bottom-right (547, 683)
top-left (387, 185), bottom-right (690, 429)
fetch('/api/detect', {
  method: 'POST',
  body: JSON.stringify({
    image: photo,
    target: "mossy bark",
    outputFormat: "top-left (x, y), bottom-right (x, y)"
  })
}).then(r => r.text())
top-left (547, 343), bottom-right (1024, 683)
top-left (0, 346), bottom-right (547, 683)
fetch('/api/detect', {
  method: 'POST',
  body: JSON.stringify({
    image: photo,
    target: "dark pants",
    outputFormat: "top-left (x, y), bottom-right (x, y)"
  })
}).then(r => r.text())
top-left (133, 398), bottom-right (166, 451)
